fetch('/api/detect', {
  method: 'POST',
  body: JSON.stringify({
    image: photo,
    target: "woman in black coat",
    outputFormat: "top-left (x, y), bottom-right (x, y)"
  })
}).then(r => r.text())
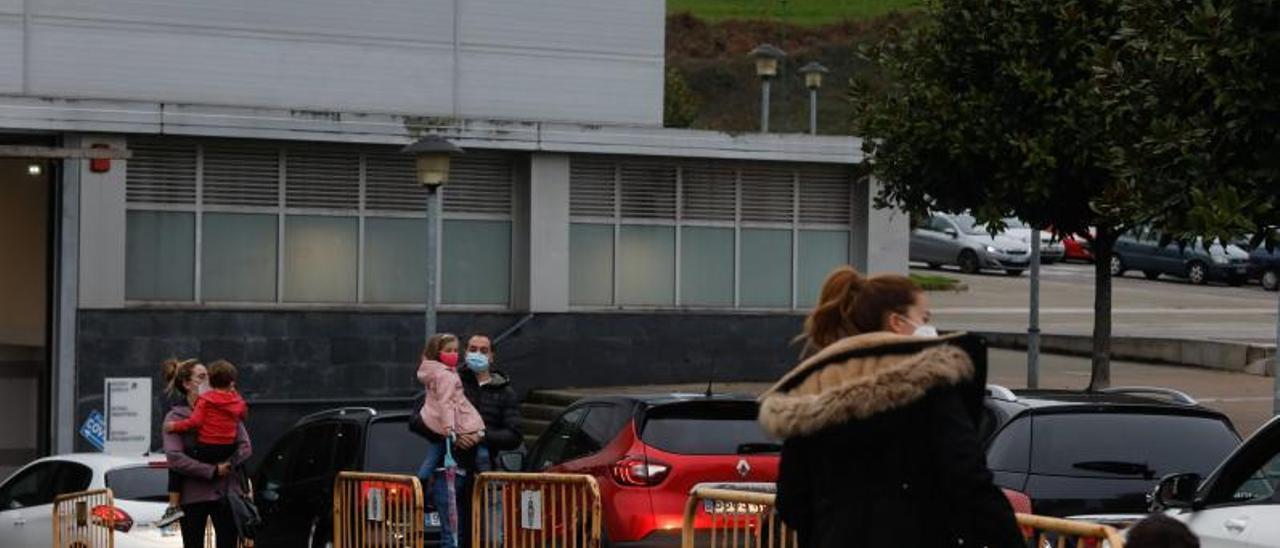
top-left (759, 266), bottom-right (1023, 548)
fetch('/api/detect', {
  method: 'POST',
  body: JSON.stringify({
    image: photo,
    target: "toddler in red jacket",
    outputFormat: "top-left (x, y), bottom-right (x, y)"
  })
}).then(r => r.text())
top-left (158, 360), bottom-right (248, 526)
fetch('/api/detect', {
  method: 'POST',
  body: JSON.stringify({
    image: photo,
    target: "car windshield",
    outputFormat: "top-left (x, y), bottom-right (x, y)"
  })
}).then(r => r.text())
top-left (364, 418), bottom-right (431, 475)
top-left (640, 401), bottom-right (778, 455)
top-left (105, 466), bottom-right (169, 503)
top-left (953, 214), bottom-right (992, 235)
top-left (1031, 413), bottom-right (1240, 479)
top-left (1002, 218), bottom-right (1028, 229)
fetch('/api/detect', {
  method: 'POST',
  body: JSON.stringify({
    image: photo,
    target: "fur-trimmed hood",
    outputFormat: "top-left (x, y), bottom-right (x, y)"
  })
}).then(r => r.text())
top-left (759, 332), bottom-right (975, 439)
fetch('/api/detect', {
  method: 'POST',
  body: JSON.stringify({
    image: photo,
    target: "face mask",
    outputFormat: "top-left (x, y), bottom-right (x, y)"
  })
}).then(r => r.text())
top-left (439, 351), bottom-right (460, 368)
top-left (901, 315), bottom-right (939, 338)
top-left (196, 382), bottom-right (211, 395)
top-left (465, 352), bottom-right (490, 373)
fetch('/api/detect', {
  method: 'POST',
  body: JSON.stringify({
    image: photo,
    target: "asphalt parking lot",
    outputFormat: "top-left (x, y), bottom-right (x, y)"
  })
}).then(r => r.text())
top-left (919, 261), bottom-right (1280, 343)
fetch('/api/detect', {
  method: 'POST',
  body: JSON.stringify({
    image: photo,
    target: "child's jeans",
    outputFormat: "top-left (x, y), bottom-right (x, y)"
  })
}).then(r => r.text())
top-left (416, 438), bottom-right (489, 548)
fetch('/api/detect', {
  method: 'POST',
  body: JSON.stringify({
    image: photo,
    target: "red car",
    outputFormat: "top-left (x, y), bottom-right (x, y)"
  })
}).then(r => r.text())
top-left (1056, 229), bottom-right (1094, 262)
top-left (513, 394), bottom-right (780, 546)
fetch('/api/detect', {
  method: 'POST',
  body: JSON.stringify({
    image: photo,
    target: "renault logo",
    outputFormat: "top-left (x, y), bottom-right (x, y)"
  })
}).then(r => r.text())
top-left (736, 459), bottom-right (751, 479)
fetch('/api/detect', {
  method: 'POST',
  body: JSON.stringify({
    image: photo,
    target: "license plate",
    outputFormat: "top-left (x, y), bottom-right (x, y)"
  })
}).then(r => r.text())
top-left (703, 499), bottom-right (767, 515)
top-left (427, 512), bottom-right (441, 527)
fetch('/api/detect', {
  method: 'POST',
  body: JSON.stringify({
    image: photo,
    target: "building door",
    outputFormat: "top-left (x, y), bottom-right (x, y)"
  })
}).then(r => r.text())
top-left (0, 155), bottom-right (53, 480)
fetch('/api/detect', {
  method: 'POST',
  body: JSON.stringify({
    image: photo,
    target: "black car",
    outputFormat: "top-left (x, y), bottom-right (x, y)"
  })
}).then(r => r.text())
top-left (253, 407), bottom-right (441, 548)
top-left (1246, 245), bottom-right (1280, 291)
top-left (981, 386), bottom-right (1242, 518)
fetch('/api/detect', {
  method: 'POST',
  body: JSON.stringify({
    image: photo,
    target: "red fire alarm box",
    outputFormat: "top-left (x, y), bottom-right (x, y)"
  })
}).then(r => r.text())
top-left (90, 144), bottom-right (111, 173)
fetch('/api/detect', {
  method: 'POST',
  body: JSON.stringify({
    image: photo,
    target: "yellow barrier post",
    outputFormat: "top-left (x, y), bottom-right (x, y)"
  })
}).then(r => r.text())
top-left (332, 471), bottom-right (425, 548)
top-left (1017, 513), bottom-right (1126, 548)
top-left (52, 488), bottom-right (115, 548)
top-left (471, 472), bottom-right (602, 548)
top-left (681, 486), bottom-right (796, 548)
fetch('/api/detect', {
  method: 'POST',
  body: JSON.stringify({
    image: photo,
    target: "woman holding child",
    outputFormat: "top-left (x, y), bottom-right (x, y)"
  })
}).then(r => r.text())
top-left (160, 359), bottom-right (252, 548)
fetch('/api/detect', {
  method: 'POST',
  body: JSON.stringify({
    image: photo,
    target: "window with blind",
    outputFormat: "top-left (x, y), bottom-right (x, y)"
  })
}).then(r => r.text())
top-left (568, 155), bottom-right (854, 310)
top-left (124, 137), bottom-right (515, 307)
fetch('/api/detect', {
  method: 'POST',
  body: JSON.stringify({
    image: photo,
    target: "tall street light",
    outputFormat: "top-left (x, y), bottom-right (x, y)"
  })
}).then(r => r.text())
top-left (401, 135), bottom-right (464, 339)
top-left (798, 61), bottom-right (829, 135)
top-left (749, 43), bottom-right (786, 133)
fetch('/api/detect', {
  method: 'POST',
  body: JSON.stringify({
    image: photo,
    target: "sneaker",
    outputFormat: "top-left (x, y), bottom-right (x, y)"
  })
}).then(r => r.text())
top-left (154, 506), bottom-right (184, 528)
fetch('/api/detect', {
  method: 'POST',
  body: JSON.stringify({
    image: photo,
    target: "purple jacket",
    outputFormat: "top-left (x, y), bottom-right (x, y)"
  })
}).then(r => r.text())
top-left (163, 404), bottom-right (252, 505)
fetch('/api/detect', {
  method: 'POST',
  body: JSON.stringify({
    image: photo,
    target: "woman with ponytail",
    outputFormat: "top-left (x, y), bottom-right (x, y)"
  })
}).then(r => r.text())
top-left (760, 266), bottom-right (1022, 547)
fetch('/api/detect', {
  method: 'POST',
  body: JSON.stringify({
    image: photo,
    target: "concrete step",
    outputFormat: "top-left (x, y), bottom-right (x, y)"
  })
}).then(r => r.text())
top-left (520, 403), bottom-right (566, 422)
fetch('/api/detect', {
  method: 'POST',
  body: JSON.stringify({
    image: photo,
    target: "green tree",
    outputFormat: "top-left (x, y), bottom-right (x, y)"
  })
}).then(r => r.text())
top-left (664, 67), bottom-right (702, 128)
top-left (850, 0), bottom-right (1145, 389)
top-left (1096, 0), bottom-right (1280, 244)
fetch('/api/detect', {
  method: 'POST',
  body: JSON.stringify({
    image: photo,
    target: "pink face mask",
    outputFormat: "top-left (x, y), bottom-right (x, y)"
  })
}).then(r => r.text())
top-left (438, 351), bottom-right (460, 368)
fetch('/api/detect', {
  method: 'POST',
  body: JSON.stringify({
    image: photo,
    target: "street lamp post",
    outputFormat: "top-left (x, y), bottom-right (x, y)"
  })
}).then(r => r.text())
top-left (749, 44), bottom-right (787, 133)
top-left (401, 135), bottom-right (464, 339)
top-left (798, 62), bottom-right (829, 135)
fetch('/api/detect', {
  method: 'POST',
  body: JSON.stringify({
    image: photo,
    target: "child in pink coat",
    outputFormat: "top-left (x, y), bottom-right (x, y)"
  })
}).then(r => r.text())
top-left (417, 334), bottom-right (488, 475)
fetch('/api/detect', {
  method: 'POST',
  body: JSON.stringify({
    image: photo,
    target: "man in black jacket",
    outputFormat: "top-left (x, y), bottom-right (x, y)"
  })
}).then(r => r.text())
top-left (411, 333), bottom-right (521, 547)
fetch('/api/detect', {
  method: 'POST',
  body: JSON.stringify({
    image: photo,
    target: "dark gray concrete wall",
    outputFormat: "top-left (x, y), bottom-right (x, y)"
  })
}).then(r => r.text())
top-left (74, 309), bottom-right (805, 458)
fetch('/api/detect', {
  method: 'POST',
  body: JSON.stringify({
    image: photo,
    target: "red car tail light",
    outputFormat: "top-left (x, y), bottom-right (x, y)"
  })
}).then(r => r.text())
top-left (91, 505), bottom-right (134, 533)
top-left (611, 456), bottom-right (671, 487)
top-left (1001, 488), bottom-right (1034, 539)
top-left (359, 480), bottom-right (409, 504)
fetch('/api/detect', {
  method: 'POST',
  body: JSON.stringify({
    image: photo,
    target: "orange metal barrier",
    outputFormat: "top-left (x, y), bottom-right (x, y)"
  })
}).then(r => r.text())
top-left (1018, 513), bottom-right (1126, 548)
top-left (471, 472), bottom-right (602, 548)
top-left (682, 487), bottom-right (1126, 548)
top-left (681, 486), bottom-right (797, 548)
top-left (52, 489), bottom-right (115, 548)
top-left (332, 472), bottom-right (425, 548)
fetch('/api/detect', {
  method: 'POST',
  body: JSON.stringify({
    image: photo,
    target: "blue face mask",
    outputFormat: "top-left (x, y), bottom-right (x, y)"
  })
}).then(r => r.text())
top-left (465, 352), bottom-right (490, 372)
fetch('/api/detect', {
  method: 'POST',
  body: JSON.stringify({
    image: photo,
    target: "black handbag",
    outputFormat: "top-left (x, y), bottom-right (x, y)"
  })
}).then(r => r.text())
top-left (225, 469), bottom-right (262, 539)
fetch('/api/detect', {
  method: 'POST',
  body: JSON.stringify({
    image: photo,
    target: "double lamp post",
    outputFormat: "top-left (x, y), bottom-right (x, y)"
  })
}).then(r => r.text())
top-left (749, 43), bottom-right (829, 135)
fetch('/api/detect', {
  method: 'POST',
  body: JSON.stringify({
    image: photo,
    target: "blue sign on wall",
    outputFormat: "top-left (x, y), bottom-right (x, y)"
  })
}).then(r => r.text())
top-left (80, 410), bottom-right (106, 452)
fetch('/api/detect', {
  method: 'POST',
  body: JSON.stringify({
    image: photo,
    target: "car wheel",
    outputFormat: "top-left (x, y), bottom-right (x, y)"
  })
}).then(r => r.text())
top-left (1143, 270), bottom-right (1160, 280)
top-left (1005, 269), bottom-right (1024, 276)
top-left (309, 517), bottom-right (334, 548)
top-left (1263, 270), bottom-right (1280, 291)
top-left (958, 250), bottom-right (980, 274)
top-left (1109, 255), bottom-right (1125, 277)
top-left (1187, 261), bottom-right (1209, 285)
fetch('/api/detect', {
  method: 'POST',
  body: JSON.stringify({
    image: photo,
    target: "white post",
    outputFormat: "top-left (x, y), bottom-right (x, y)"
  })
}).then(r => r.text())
top-left (425, 187), bottom-right (439, 337)
top-left (1028, 230), bottom-right (1041, 389)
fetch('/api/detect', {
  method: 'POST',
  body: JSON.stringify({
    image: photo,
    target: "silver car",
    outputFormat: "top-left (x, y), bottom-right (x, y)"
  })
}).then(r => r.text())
top-left (1001, 218), bottom-right (1066, 264)
top-left (911, 213), bottom-right (1031, 275)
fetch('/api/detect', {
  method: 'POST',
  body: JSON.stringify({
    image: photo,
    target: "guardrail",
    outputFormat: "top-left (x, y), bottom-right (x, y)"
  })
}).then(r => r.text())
top-left (682, 486), bottom-right (1126, 548)
top-left (472, 472), bottom-right (602, 548)
top-left (681, 486), bottom-right (797, 548)
top-left (1018, 513), bottom-right (1126, 548)
top-left (332, 472), bottom-right (425, 548)
top-left (52, 488), bottom-right (115, 548)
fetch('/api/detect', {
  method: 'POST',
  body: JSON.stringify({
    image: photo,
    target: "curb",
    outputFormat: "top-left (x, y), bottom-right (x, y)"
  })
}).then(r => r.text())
top-left (975, 331), bottom-right (1277, 377)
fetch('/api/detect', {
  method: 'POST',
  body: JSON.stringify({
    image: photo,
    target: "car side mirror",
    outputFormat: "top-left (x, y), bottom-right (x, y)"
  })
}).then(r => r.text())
top-left (944, 229), bottom-right (959, 239)
top-left (498, 452), bottom-right (525, 472)
top-left (1150, 473), bottom-right (1201, 511)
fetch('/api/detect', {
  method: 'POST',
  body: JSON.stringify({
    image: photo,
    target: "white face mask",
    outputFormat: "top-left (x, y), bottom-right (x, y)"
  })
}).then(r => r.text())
top-left (196, 382), bottom-right (211, 395)
top-left (901, 315), bottom-right (939, 338)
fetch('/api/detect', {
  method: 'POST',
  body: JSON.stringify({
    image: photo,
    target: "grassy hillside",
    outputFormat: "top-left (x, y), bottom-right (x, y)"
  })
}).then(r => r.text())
top-left (669, 0), bottom-right (923, 26)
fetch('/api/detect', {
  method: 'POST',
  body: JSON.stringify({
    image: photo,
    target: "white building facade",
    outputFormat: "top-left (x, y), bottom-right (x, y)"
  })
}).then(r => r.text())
top-left (0, 0), bottom-right (907, 473)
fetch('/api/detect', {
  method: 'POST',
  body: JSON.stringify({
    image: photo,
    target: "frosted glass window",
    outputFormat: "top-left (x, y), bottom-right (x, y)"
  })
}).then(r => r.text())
top-left (798, 230), bottom-right (850, 306)
top-left (618, 225), bottom-right (675, 306)
top-left (442, 220), bottom-right (511, 305)
top-left (284, 216), bottom-right (358, 302)
top-left (364, 217), bottom-right (426, 303)
top-left (570, 224), bottom-right (614, 305)
top-left (680, 227), bottom-right (734, 307)
top-left (126, 211), bottom-right (194, 301)
top-left (740, 228), bottom-right (792, 308)
top-left (202, 213), bottom-right (277, 302)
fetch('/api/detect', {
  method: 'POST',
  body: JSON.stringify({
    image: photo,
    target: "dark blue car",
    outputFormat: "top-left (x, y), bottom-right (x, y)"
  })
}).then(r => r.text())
top-left (1111, 231), bottom-right (1251, 286)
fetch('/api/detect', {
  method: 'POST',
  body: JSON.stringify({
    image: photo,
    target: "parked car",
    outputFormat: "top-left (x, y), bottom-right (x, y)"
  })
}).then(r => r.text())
top-left (1001, 218), bottom-right (1066, 263)
top-left (508, 394), bottom-right (780, 546)
top-left (1111, 232), bottom-right (1251, 285)
top-left (911, 213), bottom-right (1031, 275)
top-left (1239, 236), bottom-right (1280, 291)
top-left (1058, 231), bottom-right (1094, 263)
top-left (253, 407), bottom-right (446, 548)
top-left (982, 386), bottom-right (1242, 519)
top-left (1152, 416), bottom-right (1280, 547)
top-left (0, 453), bottom-right (179, 548)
